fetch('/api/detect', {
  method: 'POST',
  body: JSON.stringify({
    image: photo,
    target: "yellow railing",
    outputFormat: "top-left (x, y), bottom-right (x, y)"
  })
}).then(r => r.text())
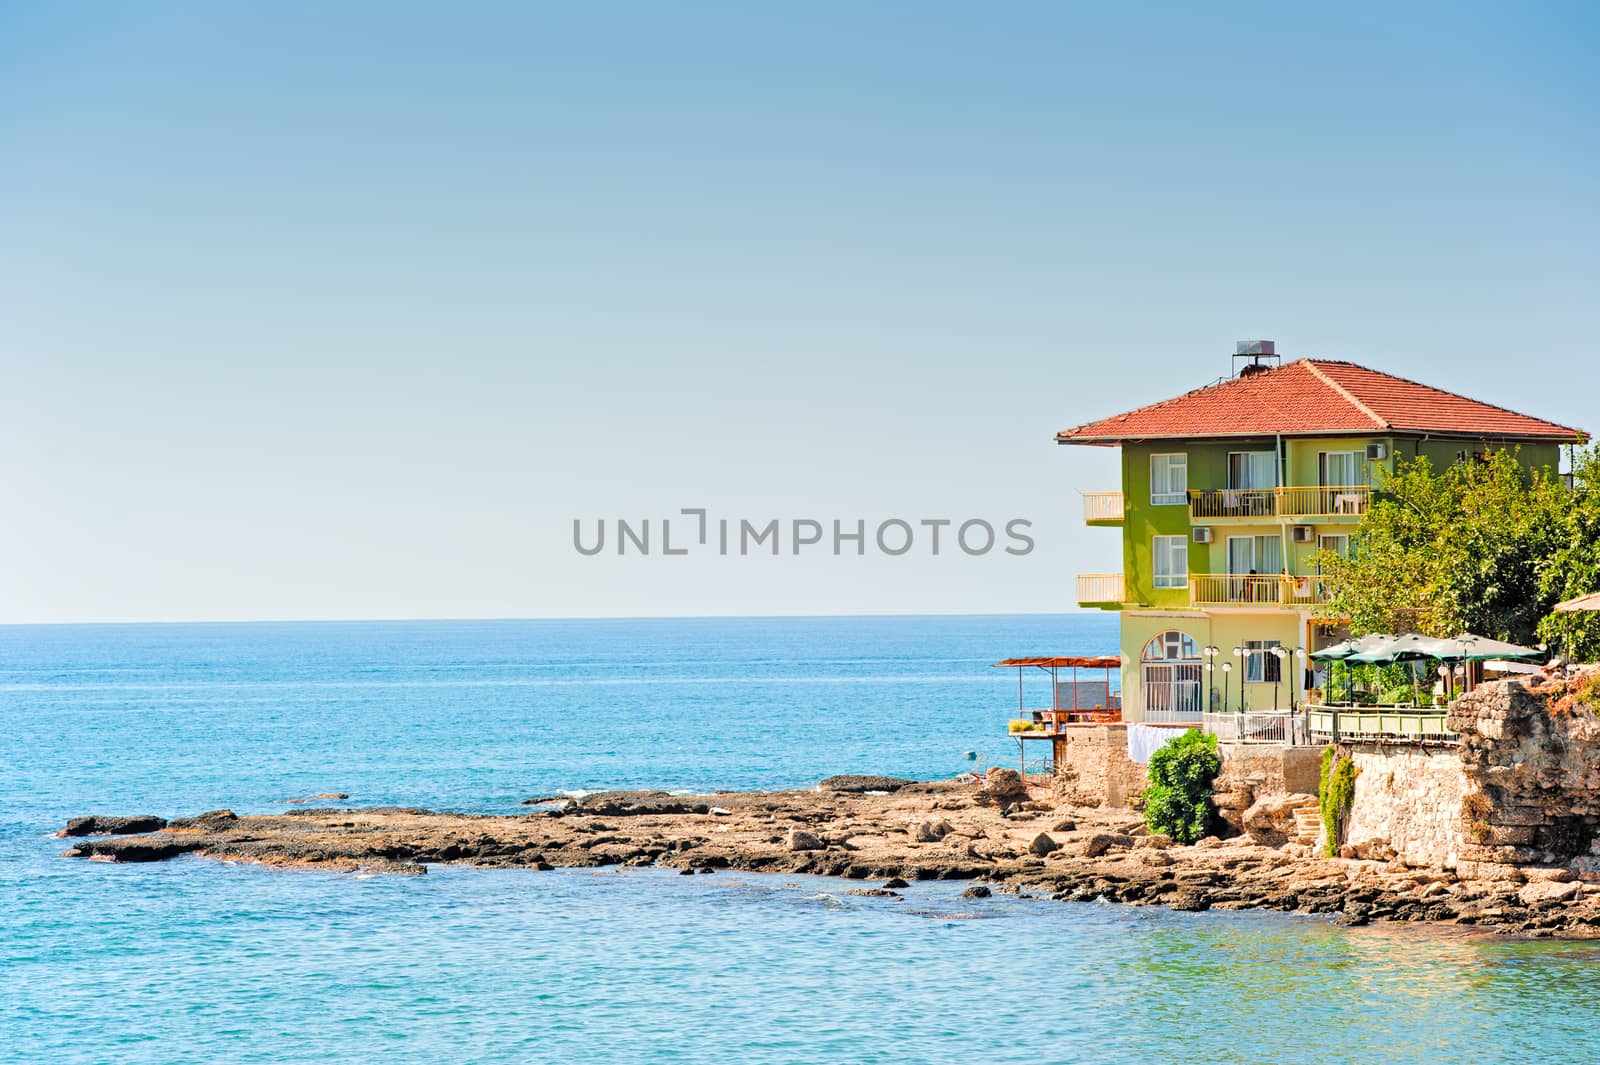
top-left (1190, 485), bottom-right (1370, 521)
top-left (1190, 574), bottom-right (1331, 607)
top-left (1076, 573), bottom-right (1125, 605)
top-left (1190, 574), bottom-right (1280, 605)
top-left (1278, 485), bottom-right (1369, 518)
top-left (1189, 488), bottom-right (1276, 520)
top-left (1081, 491), bottom-right (1125, 524)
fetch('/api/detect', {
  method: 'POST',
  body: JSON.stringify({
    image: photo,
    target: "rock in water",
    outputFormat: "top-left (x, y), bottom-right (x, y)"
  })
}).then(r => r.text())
top-left (1028, 832), bottom-right (1060, 856)
top-left (58, 815), bottom-right (167, 838)
top-left (961, 885), bottom-right (992, 899)
top-left (787, 829), bottom-right (824, 852)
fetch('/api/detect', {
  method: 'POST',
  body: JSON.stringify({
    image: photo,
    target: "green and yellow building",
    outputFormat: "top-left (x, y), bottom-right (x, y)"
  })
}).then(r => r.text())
top-left (1059, 343), bottom-right (1585, 721)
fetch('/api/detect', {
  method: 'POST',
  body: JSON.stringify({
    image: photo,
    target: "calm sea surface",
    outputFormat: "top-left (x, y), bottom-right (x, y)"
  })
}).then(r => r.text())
top-left (4, 615), bottom-right (1599, 1064)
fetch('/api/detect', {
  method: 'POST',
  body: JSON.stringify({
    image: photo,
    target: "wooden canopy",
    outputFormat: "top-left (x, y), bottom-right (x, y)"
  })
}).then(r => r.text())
top-left (993, 655), bottom-right (1121, 669)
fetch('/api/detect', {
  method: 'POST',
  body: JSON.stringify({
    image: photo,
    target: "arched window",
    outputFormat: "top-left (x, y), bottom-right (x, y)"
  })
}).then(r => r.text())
top-left (1141, 630), bottom-right (1201, 719)
top-left (1142, 630), bottom-right (1199, 663)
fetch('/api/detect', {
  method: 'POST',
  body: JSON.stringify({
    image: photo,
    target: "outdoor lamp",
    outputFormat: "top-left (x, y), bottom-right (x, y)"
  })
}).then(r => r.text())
top-left (1268, 646), bottom-right (1287, 711)
top-left (1221, 661), bottom-right (1232, 716)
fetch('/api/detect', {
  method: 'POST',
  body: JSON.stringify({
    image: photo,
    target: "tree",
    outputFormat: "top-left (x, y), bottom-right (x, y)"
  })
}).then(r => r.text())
top-left (1142, 730), bottom-right (1220, 844)
top-left (1538, 448), bottom-right (1600, 660)
top-left (1316, 448), bottom-right (1589, 650)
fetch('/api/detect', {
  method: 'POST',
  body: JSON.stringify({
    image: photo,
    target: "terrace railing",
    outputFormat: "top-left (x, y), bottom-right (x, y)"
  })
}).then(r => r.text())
top-left (1203, 711), bottom-right (1307, 745)
top-left (1306, 705), bottom-right (1458, 745)
top-left (1190, 485), bottom-right (1372, 522)
top-left (1190, 574), bottom-right (1281, 606)
top-left (1189, 488), bottom-right (1276, 521)
top-left (1077, 573), bottom-right (1126, 605)
top-left (1081, 491), bottom-right (1125, 524)
top-left (1278, 485), bottom-right (1369, 518)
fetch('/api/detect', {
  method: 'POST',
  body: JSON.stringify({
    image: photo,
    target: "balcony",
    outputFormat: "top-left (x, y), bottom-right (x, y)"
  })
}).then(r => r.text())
top-left (1188, 485), bottom-right (1371, 523)
top-left (1278, 485), bottom-right (1369, 519)
top-left (1076, 573), bottom-right (1125, 606)
top-left (1081, 491), bottom-right (1125, 525)
top-left (1190, 574), bottom-right (1331, 608)
top-left (1306, 705), bottom-right (1458, 746)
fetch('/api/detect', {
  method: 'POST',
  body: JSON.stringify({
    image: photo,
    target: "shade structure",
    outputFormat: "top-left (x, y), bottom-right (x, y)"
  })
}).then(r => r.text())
top-left (1554, 591), bottom-right (1600, 613)
top-left (1310, 634), bottom-right (1395, 661)
top-left (1347, 634), bottom-right (1463, 664)
top-left (1443, 633), bottom-right (1544, 662)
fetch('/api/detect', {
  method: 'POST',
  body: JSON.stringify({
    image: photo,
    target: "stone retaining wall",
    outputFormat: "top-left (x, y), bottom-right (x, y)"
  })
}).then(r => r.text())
top-left (1050, 726), bottom-right (1148, 808)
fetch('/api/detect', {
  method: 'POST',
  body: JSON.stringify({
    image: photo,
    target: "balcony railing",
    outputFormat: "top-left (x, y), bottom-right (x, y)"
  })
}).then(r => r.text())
top-left (1081, 491), bottom-right (1125, 524)
top-left (1278, 485), bottom-right (1369, 518)
top-left (1076, 573), bottom-right (1125, 605)
top-left (1189, 485), bottom-right (1371, 522)
top-left (1189, 488), bottom-right (1276, 520)
top-left (1306, 705), bottom-right (1458, 745)
top-left (1203, 711), bottom-right (1308, 746)
top-left (1191, 574), bottom-right (1332, 608)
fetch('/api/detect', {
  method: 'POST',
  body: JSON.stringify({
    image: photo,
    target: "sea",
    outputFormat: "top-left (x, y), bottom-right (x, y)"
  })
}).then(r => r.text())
top-left (4, 614), bottom-right (1599, 1064)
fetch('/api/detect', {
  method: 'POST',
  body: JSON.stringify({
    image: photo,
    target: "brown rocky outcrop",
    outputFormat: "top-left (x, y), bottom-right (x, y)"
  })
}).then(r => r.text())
top-left (55, 769), bottom-right (1600, 938)
top-left (57, 815), bottom-right (168, 838)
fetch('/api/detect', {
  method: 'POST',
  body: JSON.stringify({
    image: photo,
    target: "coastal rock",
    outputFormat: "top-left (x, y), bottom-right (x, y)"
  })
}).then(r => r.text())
top-left (1519, 880), bottom-right (1583, 908)
top-left (977, 769), bottom-right (1027, 807)
top-left (883, 877), bottom-right (909, 889)
top-left (169, 810), bottom-right (239, 832)
top-left (913, 819), bottom-right (952, 843)
top-left (1082, 833), bottom-right (1132, 859)
top-left (1051, 819), bottom-right (1078, 833)
top-left (787, 829), bottom-right (824, 852)
top-left (1028, 833), bottom-right (1059, 857)
top-left (961, 885), bottom-right (992, 899)
top-left (58, 815), bottom-right (167, 838)
top-left (819, 775), bottom-right (915, 794)
top-left (1134, 834), bottom-right (1174, 850)
top-left (1240, 793), bottom-right (1317, 848)
top-left (67, 836), bottom-right (200, 863)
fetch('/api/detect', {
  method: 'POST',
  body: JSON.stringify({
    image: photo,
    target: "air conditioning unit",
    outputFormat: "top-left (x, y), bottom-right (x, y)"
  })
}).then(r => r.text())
top-left (1291, 525), bottom-right (1315, 543)
top-left (1192, 527), bottom-right (1213, 544)
top-left (1366, 442), bottom-right (1388, 461)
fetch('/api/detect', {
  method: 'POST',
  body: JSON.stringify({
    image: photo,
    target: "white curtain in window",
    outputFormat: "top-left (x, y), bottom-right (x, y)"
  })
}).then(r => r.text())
top-left (1228, 451), bottom-right (1277, 489)
top-left (1319, 451), bottom-right (1363, 487)
top-left (1150, 453), bottom-right (1187, 505)
top-left (1153, 535), bottom-right (1187, 588)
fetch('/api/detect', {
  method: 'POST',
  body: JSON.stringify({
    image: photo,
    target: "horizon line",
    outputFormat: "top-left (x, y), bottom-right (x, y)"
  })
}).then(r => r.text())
top-left (0, 608), bottom-right (1100, 629)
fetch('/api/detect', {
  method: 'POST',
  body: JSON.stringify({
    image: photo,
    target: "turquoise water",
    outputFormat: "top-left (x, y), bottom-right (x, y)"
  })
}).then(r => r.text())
top-left (5, 616), bottom-right (1600, 1064)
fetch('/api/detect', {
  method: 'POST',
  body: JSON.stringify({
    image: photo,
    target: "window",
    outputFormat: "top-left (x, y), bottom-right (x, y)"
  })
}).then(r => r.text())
top-left (1142, 630), bottom-right (1202, 718)
top-left (1244, 639), bottom-right (1282, 683)
top-left (1150, 453), bottom-right (1187, 506)
top-left (1153, 535), bottom-right (1187, 589)
top-left (1318, 451), bottom-right (1366, 487)
top-left (1318, 534), bottom-right (1351, 560)
top-left (1142, 630), bottom-right (1199, 662)
top-left (1228, 450), bottom-right (1277, 490)
top-left (1226, 534), bottom-right (1283, 575)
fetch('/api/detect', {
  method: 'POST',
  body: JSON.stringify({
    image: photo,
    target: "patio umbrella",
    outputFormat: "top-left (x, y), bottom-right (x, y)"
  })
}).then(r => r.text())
top-left (1443, 633), bottom-right (1544, 662)
top-left (1555, 591), bottom-right (1600, 612)
top-left (1348, 634), bottom-right (1462, 705)
top-left (1310, 634), bottom-right (1395, 704)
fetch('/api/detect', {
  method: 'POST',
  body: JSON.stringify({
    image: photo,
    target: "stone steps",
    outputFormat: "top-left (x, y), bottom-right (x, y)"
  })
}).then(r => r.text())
top-left (1291, 806), bottom-right (1323, 846)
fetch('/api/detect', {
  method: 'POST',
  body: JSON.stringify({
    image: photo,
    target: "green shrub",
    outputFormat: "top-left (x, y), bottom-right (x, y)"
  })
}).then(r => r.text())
top-left (1319, 747), bottom-right (1359, 858)
top-left (1008, 718), bottom-right (1044, 734)
top-left (1142, 730), bottom-right (1221, 844)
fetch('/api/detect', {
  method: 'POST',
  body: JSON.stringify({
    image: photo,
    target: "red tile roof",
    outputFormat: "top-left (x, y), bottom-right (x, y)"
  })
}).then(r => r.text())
top-left (1057, 359), bottom-right (1586, 444)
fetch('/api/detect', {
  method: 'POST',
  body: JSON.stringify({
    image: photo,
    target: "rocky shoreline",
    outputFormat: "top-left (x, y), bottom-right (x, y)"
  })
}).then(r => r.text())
top-left (59, 772), bottom-right (1600, 938)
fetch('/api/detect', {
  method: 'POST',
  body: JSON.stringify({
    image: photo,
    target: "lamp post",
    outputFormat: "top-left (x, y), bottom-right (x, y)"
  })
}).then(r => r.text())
top-left (1232, 646), bottom-right (1245, 712)
top-left (1292, 647), bottom-right (1307, 714)
top-left (1269, 646), bottom-right (1287, 711)
top-left (1222, 662), bottom-right (1232, 716)
top-left (1203, 646), bottom-right (1220, 711)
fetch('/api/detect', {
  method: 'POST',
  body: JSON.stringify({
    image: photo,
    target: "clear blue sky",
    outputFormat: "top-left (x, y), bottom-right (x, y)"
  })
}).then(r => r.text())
top-left (1, 2), bottom-right (1595, 623)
